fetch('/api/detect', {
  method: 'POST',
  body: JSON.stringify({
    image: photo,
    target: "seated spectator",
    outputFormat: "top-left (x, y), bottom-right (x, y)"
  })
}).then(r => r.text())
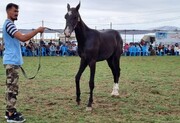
top-left (174, 43), bottom-right (179, 56)
top-left (170, 45), bottom-right (175, 55)
top-left (68, 43), bottom-right (77, 56)
top-left (123, 43), bottom-right (129, 56)
top-left (21, 44), bottom-right (27, 56)
top-left (167, 45), bottom-right (171, 55)
top-left (41, 45), bottom-right (46, 56)
top-left (46, 44), bottom-right (50, 56)
top-left (0, 43), bottom-right (4, 57)
top-left (178, 45), bottom-right (180, 55)
top-left (31, 41), bottom-right (36, 56)
top-left (157, 44), bottom-right (164, 56)
top-left (164, 45), bottom-right (169, 55)
top-left (26, 43), bottom-right (32, 56)
top-left (49, 43), bottom-right (56, 56)
top-left (61, 44), bottom-right (68, 56)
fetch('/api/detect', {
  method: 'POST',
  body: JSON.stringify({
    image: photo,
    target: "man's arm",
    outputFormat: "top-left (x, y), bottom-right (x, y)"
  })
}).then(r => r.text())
top-left (14, 27), bottom-right (45, 42)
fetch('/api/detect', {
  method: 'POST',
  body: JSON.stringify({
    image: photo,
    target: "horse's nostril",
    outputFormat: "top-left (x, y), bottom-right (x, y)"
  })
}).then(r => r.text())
top-left (64, 31), bottom-right (70, 36)
top-left (66, 35), bottom-right (70, 38)
top-left (64, 33), bottom-right (70, 38)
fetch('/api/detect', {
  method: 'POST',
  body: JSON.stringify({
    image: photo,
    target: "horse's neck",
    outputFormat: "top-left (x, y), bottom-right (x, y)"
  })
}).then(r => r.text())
top-left (75, 19), bottom-right (89, 45)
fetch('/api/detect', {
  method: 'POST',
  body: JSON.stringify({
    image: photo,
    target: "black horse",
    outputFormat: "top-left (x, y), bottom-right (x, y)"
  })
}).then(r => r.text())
top-left (64, 3), bottom-right (123, 111)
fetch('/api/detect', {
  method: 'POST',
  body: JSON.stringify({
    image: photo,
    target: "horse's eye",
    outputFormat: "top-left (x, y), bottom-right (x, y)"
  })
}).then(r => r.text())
top-left (74, 16), bottom-right (77, 20)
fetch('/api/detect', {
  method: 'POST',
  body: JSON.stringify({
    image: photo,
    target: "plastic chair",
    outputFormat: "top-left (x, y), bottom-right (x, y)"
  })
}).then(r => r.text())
top-left (21, 46), bottom-right (27, 56)
top-left (129, 46), bottom-right (136, 56)
top-left (136, 46), bottom-right (141, 56)
top-left (142, 46), bottom-right (149, 56)
top-left (61, 46), bottom-right (69, 56)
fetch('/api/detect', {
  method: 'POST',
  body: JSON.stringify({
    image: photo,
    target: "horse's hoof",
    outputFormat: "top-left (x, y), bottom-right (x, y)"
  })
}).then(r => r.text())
top-left (86, 107), bottom-right (92, 111)
top-left (111, 88), bottom-right (119, 97)
top-left (111, 92), bottom-right (119, 97)
top-left (111, 94), bottom-right (119, 97)
top-left (77, 101), bottom-right (81, 105)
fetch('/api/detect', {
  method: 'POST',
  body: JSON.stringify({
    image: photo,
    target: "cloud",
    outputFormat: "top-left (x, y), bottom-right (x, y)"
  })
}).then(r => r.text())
top-left (1, 0), bottom-right (180, 30)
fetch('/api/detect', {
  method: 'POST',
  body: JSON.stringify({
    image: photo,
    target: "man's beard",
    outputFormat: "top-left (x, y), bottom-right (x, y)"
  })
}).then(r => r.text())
top-left (11, 17), bottom-right (18, 21)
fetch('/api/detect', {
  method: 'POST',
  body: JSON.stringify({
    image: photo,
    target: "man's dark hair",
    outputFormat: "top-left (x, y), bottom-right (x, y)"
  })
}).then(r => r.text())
top-left (6, 3), bottom-right (19, 11)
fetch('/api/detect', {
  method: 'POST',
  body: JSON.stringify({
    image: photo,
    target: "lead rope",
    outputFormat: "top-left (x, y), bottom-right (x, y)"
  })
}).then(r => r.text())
top-left (20, 33), bottom-right (42, 79)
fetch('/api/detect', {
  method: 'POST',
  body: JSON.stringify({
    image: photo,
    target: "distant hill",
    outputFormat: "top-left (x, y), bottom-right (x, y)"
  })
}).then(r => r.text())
top-left (149, 26), bottom-right (180, 31)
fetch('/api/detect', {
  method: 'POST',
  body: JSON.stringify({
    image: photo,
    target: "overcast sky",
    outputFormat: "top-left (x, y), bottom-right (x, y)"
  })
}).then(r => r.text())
top-left (1, 0), bottom-right (180, 30)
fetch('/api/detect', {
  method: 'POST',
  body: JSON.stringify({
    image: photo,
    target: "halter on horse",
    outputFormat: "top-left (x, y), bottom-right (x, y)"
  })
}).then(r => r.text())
top-left (64, 2), bottom-right (123, 111)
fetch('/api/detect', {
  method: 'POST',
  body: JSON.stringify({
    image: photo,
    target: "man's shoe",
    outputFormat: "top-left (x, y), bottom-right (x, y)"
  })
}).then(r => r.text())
top-left (5, 111), bottom-right (23, 119)
top-left (6, 111), bottom-right (26, 123)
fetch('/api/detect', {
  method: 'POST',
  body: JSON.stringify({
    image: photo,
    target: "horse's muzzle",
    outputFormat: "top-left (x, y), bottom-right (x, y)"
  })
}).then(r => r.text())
top-left (64, 26), bottom-right (72, 37)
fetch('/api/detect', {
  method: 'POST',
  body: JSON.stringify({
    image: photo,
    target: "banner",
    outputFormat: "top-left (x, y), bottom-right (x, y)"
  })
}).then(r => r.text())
top-left (155, 32), bottom-right (180, 44)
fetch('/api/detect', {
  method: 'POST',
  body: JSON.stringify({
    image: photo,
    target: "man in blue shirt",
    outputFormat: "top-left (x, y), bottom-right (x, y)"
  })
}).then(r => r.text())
top-left (3, 3), bottom-right (45, 123)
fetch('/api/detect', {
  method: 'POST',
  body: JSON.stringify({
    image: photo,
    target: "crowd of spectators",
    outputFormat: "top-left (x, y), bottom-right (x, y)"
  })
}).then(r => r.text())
top-left (123, 41), bottom-right (180, 56)
top-left (1, 40), bottom-right (180, 57)
top-left (0, 39), bottom-right (78, 57)
top-left (22, 40), bottom-right (78, 57)
top-left (154, 43), bottom-right (180, 56)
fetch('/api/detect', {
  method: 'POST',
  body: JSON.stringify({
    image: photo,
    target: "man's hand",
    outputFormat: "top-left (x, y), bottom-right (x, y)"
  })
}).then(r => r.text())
top-left (37, 27), bottom-right (46, 33)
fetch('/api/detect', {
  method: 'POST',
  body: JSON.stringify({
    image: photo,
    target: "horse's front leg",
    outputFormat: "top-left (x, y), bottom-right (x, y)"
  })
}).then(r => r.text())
top-left (75, 59), bottom-right (87, 105)
top-left (86, 60), bottom-right (96, 111)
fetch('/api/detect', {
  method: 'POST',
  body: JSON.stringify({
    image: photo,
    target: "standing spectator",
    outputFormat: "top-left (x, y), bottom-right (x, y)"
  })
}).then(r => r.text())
top-left (48, 39), bottom-right (53, 46)
top-left (40, 39), bottom-right (45, 46)
top-left (56, 44), bottom-right (61, 56)
top-left (58, 38), bottom-right (63, 46)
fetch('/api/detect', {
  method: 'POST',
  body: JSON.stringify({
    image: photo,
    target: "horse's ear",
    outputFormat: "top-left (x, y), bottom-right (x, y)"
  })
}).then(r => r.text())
top-left (76, 2), bottom-right (81, 11)
top-left (67, 3), bottom-right (70, 11)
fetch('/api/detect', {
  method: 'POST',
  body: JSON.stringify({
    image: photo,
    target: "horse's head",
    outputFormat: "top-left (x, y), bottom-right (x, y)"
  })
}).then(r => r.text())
top-left (64, 2), bottom-right (81, 37)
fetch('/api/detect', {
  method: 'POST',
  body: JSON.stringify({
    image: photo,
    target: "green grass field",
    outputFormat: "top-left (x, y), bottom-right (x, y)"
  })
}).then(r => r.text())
top-left (0, 56), bottom-right (180, 123)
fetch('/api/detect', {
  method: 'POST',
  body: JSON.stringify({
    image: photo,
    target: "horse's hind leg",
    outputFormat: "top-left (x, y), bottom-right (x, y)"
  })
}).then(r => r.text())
top-left (107, 57), bottom-right (116, 84)
top-left (107, 55), bottom-right (120, 97)
top-left (112, 56), bottom-right (120, 97)
top-left (75, 59), bottom-right (87, 105)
